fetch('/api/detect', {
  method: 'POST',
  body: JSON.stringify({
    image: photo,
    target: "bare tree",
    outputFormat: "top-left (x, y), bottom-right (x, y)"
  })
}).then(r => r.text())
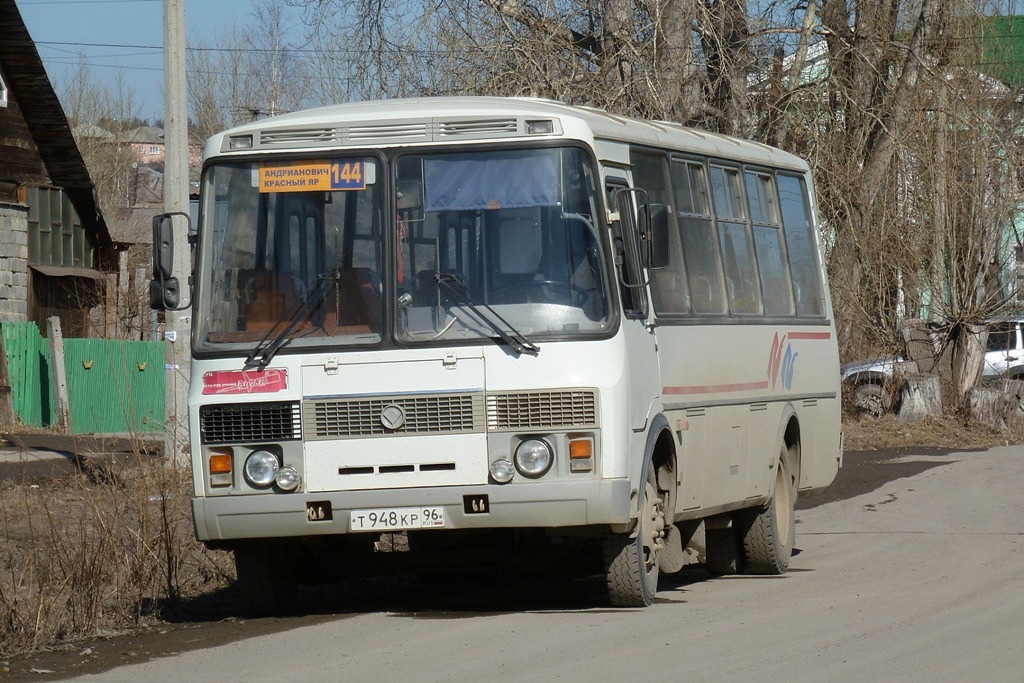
top-left (188, 0), bottom-right (311, 144)
top-left (285, 0), bottom-right (1024, 412)
top-left (60, 63), bottom-right (141, 215)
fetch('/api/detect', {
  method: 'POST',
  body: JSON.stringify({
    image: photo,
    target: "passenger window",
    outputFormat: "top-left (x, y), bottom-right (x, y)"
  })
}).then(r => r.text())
top-left (672, 159), bottom-right (727, 315)
top-left (746, 171), bottom-right (794, 316)
top-left (710, 166), bottom-right (745, 220)
top-left (778, 175), bottom-right (824, 317)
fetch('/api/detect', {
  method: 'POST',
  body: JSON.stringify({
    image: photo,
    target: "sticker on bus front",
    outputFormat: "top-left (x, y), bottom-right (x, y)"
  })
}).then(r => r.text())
top-left (258, 159), bottom-right (368, 193)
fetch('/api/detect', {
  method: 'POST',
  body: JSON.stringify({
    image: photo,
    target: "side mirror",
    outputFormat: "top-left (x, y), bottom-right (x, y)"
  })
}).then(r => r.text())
top-left (153, 214), bottom-right (175, 279)
top-left (150, 276), bottom-right (180, 309)
top-left (150, 212), bottom-right (191, 311)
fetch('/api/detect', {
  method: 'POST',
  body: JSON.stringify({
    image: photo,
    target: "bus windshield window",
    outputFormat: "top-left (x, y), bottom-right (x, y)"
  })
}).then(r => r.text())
top-left (395, 147), bottom-right (612, 343)
top-left (199, 159), bottom-right (384, 347)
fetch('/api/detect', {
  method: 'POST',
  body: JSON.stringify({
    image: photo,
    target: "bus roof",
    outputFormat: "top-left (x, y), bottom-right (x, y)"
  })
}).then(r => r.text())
top-left (206, 96), bottom-right (809, 172)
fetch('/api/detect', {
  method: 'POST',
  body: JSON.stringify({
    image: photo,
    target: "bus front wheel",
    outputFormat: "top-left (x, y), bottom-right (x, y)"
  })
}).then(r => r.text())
top-left (603, 465), bottom-right (665, 607)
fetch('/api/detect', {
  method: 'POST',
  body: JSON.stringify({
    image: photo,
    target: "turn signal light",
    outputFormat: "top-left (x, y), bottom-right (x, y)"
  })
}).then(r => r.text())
top-left (568, 437), bottom-right (594, 472)
top-left (209, 450), bottom-right (233, 487)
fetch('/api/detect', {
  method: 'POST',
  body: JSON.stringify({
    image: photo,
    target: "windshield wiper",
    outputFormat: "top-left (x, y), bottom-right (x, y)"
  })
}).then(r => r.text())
top-left (434, 273), bottom-right (539, 355)
top-left (244, 272), bottom-right (336, 369)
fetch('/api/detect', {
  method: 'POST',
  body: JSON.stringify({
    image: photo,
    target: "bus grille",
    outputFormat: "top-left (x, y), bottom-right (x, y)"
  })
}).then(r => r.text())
top-left (487, 390), bottom-right (598, 430)
top-left (304, 393), bottom-right (484, 439)
top-left (199, 402), bottom-right (301, 444)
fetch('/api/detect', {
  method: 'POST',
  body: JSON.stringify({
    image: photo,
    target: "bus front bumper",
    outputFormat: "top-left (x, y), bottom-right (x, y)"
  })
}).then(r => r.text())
top-left (193, 478), bottom-right (632, 542)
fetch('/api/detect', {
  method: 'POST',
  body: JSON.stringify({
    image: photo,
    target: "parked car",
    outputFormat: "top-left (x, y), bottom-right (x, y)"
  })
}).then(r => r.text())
top-left (841, 356), bottom-right (904, 416)
top-left (982, 317), bottom-right (1024, 379)
top-left (841, 317), bottom-right (1024, 416)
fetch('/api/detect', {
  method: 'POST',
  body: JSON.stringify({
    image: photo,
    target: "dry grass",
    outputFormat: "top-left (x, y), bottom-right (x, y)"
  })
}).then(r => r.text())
top-left (843, 412), bottom-right (1024, 451)
top-left (0, 454), bottom-right (234, 657)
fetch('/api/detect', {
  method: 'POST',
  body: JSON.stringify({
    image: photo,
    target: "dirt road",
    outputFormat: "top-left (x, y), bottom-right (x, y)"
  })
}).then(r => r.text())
top-left (35, 445), bottom-right (1024, 681)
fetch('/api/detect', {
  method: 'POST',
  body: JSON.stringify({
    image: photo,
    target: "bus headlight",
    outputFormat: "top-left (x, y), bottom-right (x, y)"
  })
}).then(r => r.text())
top-left (244, 450), bottom-right (280, 487)
top-left (514, 439), bottom-right (553, 478)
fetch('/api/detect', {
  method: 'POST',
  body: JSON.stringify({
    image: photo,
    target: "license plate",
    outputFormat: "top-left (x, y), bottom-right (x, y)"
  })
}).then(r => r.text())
top-left (349, 506), bottom-right (445, 531)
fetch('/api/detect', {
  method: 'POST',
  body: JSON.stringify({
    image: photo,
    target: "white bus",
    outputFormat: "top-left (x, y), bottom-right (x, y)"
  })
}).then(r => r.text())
top-left (152, 97), bottom-right (842, 612)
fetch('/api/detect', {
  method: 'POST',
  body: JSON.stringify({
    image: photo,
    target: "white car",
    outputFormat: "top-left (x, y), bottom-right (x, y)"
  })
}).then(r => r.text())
top-left (982, 318), bottom-right (1024, 379)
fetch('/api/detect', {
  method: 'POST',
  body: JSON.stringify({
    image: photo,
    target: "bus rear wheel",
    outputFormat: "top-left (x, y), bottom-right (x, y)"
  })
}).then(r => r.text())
top-left (603, 465), bottom-right (665, 607)
top-left (741, 451), bottom-right (796, 574)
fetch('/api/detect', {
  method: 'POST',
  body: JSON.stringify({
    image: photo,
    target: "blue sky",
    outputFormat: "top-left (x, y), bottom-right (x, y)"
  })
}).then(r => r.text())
top-left (17, 0), bottom-right (298, 121)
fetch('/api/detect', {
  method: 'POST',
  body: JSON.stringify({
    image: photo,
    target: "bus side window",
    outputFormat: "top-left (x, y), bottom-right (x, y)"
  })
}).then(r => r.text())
top-left (778, 174), bottom-right (825, 317)
top-left (746, 171), bottom-right (795, 317)
top-left (672, 158), bottom-right (727, 315)
top-left (711, 165), bottom-right (762, 315)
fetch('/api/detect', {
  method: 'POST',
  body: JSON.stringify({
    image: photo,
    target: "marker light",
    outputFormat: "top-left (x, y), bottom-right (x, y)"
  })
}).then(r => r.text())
top-left (526, 120), bottom-right (554, 135)
top-left (228, 134), bottom-right (253, 150)
top-left (514, 439), bottom-right (553, 478)
top-left (244, 450), bottom-right (279, 488)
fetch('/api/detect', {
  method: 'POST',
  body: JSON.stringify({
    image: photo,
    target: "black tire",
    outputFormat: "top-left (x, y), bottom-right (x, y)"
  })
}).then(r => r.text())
top-left (603, 465), bottom-right (665, 607)
top-left (852, 382), bottom-right (893, 416)
top-left (234, 544), bottom-right (300, 617)
top-left (741, 451), bottom-right (796, 575)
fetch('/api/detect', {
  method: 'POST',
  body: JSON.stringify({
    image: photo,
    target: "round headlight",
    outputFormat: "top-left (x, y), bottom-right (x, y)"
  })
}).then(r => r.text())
top-left (489, 457), bottom-right (515, 483)
top-left (244, 450), bottom-right (280, 487)
top-left (514, 439), bottom-right (553, 478)
top-left (275, 465), bottom-right (300, 491)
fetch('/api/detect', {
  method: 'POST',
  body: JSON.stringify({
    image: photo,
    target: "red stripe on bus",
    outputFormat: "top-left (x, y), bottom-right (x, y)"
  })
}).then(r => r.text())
top-left (663, 381), bottom-right (770, 395)
top-left (787, 331), bottom-right (832, 340)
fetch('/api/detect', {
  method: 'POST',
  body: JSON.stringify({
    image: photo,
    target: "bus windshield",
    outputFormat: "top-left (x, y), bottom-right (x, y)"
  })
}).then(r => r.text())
top-left (395, 147), bottom-right (611, 344)
top-left (197, 146), bottom-right (611, 352)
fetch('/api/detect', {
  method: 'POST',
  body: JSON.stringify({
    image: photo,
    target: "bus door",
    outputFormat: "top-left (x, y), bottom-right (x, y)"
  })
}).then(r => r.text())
top-left (606, 176), bottom-right (661, 434)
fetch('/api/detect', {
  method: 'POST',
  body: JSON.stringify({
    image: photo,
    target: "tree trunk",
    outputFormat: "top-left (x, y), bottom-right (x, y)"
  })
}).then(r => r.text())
top-left (969, 380), bottom-right (1024, 430)
top-left (897, 374), bottom-right (942, 424)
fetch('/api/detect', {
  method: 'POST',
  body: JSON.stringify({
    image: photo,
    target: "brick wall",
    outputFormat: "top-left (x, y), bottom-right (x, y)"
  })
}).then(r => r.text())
top-left (0, 202), bottom-right (29, 321)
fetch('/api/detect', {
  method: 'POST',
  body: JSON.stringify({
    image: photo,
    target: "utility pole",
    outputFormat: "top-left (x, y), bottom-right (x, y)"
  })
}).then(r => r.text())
top-left (163, 0), bottom-right (191, 462)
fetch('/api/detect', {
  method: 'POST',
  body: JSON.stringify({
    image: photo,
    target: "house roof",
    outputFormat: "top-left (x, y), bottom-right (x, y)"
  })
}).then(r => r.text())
top-left (0, 0), bottom-right (113, 253)
top-left (126, 126), bottom-right (165, 146)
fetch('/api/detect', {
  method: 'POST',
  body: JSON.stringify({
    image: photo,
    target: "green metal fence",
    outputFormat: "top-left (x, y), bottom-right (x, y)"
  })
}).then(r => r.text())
top-left (1, 322), bottom-right (166, 433)
top-left (1, 321), bottom-right (52, 427)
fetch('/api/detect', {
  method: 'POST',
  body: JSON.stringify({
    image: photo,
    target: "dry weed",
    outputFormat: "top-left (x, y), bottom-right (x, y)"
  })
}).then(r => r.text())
top-left (0, 453), bottom-right (233, 657)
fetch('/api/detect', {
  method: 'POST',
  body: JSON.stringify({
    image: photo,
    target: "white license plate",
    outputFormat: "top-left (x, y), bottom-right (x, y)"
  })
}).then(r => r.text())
top-left (349, 506), bottom-right (445, 531)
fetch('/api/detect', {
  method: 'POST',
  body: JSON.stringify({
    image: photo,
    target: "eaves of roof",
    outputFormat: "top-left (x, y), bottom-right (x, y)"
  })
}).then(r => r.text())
top-left (0, 0), bottom-right (114, 254)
